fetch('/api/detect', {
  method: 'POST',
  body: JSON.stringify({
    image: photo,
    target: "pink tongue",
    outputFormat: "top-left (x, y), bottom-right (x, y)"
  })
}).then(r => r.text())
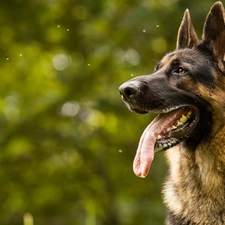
top-left (133, 109), bottom-right (185, 178)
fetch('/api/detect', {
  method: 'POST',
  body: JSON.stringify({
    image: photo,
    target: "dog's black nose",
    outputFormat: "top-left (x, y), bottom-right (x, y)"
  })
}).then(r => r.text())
top-left (119, 81), bottom-right (140, 100)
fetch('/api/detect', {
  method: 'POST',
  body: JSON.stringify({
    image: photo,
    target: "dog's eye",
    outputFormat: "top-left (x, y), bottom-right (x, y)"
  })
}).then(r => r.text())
top-left (175, 67), bottom-right (186, 75)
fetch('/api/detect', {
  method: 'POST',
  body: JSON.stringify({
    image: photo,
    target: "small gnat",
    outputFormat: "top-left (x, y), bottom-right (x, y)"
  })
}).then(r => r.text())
top-left (57, 25), bottom-right (61, 28)
top-left (143, 29), bottom-right (146, 33)
top-left (87, 64), bottom-right (90, 66)
top-left (156, 25), bottom-right (159, 28)
top-left (67, 29), bottom-right (70, 31)
top-left (6, 57), bottom-right (9, 60)
top-left (19, 54), bottom-right (23, 57)
top-left (131, 74), bottom-right (134, 77)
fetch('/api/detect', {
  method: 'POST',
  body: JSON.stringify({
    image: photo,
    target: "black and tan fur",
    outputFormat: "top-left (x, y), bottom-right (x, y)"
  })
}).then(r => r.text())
top-left (119, 2), bottom-right (225, 224)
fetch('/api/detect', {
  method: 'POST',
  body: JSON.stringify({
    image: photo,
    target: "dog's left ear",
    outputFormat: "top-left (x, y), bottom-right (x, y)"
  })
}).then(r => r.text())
top-left (203, 2), bottom-right (225, 60)
top-left (176, 9), bottom-right (199, 49)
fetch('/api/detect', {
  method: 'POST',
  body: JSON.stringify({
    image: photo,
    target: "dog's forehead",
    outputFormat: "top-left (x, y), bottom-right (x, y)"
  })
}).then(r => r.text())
top-left (158, 49), bottom-right (197, 69)
top-left (160, 52), bottom-right (176, 65)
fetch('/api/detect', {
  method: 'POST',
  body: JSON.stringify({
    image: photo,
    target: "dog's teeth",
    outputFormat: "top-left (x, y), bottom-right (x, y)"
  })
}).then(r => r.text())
top-left (180, 114), bottom-right (188, 123)
top-left (176, 121), bottom-right (183, 127)
top-left (157, 135), bottom-right (162, 140)
top-left (176, 110), bottom-right (193, 126)
top-left (187, 110), bottom-right (192, 118)
top-left (172, 125), bottom-right (177, 129)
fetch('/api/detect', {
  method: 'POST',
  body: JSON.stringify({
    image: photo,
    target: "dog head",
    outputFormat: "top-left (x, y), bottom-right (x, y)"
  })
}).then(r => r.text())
top-left (119, 2), bottom-right (225, 177)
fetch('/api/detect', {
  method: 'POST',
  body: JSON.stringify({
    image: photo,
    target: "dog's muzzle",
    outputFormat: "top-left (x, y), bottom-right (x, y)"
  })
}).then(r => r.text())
top-left (119, 80), bottom-right (141, 102)
top-left (119, 80), bottom-right (149, 114)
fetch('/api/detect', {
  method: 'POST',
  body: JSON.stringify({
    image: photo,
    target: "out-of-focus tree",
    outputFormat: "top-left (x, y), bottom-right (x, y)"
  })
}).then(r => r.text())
top-left (0, 0), bottom-right (214, 224)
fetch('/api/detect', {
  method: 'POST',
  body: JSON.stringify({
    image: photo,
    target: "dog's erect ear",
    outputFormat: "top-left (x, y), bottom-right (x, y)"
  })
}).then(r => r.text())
top-left (202, 2), bottom-right (225, 59)
top-left (176, 9), bottom-right (199, 49)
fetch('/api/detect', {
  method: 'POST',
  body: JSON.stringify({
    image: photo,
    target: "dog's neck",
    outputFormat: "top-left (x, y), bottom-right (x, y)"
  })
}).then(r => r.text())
top-left (164, 129), bottom-right (225, 223)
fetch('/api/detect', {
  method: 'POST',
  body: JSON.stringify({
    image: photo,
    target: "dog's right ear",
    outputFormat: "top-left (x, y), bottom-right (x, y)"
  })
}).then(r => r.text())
top-left (176, 9), bottom-right (199, 49)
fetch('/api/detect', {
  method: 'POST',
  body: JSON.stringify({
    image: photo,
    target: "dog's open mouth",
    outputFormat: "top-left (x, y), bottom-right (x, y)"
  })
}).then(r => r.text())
top-left (133, 106), bottom-right (199, 178)
top-left (155, 107), bottom-right (198, 152)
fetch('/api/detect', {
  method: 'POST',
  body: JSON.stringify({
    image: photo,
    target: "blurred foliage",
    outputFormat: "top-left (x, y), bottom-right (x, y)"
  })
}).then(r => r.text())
top-left (0, 0), bottom-right (215, 224)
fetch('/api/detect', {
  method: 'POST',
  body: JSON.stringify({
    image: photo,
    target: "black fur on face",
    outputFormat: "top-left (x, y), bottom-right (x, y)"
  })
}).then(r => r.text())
top-left (119, 47), bottom-right (214, 147)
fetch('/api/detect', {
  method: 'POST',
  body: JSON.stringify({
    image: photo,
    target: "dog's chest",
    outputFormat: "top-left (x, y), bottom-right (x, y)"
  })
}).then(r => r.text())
top-left (164, 144), bottom-right (225, 224)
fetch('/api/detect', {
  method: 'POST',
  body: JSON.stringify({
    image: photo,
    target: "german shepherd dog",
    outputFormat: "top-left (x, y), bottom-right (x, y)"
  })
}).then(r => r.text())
top-left (119, 2), bottom-right (225, 224)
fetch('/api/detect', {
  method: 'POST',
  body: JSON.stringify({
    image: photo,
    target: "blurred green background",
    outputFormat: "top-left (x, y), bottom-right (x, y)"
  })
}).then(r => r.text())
top-left (0, 0), bottom-right (215, 224)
